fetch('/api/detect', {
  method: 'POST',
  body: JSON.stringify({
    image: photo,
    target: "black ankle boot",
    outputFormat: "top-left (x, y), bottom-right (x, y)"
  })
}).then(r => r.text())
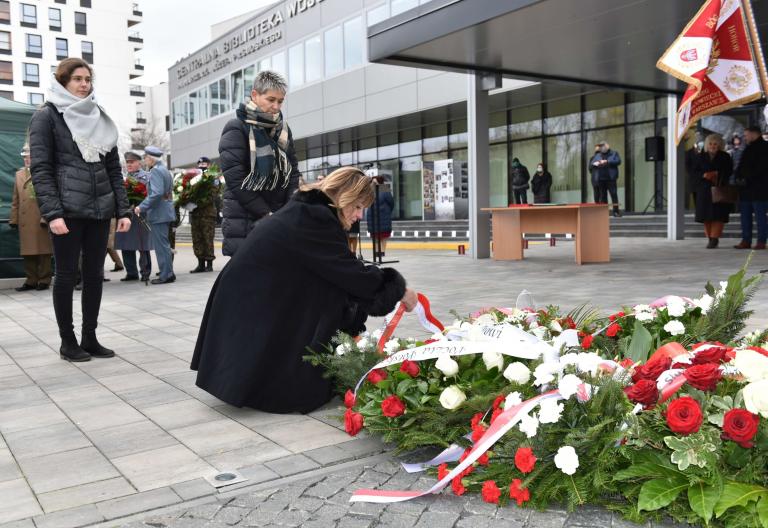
top-left (190, 259), bottom-right (205, 273)
top-left (204, 260), bottom-right (213, 272)
top-left (60, 335), bottom-right (91, 362)
top-left (706, 237), bottom-right (719, 249)
top-left (612, 207), bottom-right (622, 217)
top-left (80, 333), bottom-right (115, 358)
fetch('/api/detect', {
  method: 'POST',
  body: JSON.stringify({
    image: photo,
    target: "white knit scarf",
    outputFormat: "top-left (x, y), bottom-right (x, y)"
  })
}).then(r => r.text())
top-left (47, 73), bottom-right (118, 162)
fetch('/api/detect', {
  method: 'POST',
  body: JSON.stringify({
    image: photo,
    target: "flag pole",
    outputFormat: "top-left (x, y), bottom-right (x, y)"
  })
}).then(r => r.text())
top-left (742, 0), bottom-right (768, 95)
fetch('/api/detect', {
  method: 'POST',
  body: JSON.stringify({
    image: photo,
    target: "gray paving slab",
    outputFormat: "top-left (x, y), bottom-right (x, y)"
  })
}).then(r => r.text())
top-left (16, 447), bottom-right (120, 494)
top-left (36, 477), bottom-right (135, 513)
top-left (110, 444), bottom-right (216, 492)
top-left (87, 420), bottom-right (179, 459)
top-left (3, 422), bottom-right (92, 460)
top-left (0, 478), bottom-right (42, 524)
top-left (0, 449), bottom-right (21, 483)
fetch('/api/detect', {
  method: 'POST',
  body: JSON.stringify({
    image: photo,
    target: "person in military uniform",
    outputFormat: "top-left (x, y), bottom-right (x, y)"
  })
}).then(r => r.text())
top-left (189, 156), bottom-right (217, 273)
top-left (115, 151), bottom-right (153, 281)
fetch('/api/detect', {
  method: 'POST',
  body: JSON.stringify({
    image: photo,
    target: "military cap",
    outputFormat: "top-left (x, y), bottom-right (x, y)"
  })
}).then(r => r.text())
top-left (198, 156), bottom-right (211, 164)
top-left (124, 151), bottom-right (141, 161)
top-left (144, 145), bottom-right (163, 157)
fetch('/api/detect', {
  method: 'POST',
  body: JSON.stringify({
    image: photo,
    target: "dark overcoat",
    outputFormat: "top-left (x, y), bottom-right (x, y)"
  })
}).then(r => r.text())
top-left (191, 189), bottom-right (406, 414)
top-left (365, 190), bottom-right (394, 234)
top-left (692, 150), bottom-right (733, 224)
top-left (736, 137), bottom-right (768, 201)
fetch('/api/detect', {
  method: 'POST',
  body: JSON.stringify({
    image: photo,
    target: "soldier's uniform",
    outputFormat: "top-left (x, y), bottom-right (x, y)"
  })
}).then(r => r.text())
top-left (190, 156), bottom-right (217, 273)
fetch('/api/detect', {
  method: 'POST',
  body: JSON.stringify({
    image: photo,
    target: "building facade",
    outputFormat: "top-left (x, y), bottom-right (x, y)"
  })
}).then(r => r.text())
top-left (0, 0), bottom-right (144, 149)
top-left (167, 0), bottom-right (757, 221)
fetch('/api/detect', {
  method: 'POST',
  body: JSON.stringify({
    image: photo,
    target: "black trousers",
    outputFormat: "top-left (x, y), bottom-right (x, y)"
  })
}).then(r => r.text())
top-left (512, 189), bottom-right (528, 204)
top-left (51, 218), bottom-right (110, 339)
top-left (597, 180), bottom-right (619, 205)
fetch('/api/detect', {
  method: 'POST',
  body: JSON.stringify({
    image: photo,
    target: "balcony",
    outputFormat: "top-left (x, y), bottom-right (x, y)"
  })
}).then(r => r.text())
top-left (136, 116), bottom-right (146, 124)
top-left (128, 3), bottom-right (142, 27)
top-left (129, 85), bottom-right (145, 97)
top-left (128, 31), bottom-right (143, 50)
top-left (129, 61), bottom-right (144, 79)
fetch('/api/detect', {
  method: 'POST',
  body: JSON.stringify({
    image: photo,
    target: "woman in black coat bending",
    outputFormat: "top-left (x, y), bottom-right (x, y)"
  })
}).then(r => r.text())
top-left (29, 58), bottom-right (131, 362)
top-left (191, 167), bottom-right (418, 414)
top-left (692, 133), bottom-right (733, 248)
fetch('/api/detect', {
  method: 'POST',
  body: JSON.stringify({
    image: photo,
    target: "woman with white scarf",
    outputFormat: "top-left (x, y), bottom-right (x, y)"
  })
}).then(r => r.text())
top-left (29, 58), bottom-right (131, 362)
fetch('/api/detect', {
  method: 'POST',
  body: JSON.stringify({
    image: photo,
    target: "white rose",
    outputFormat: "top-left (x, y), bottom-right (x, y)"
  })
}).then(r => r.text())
top-left (549, 320), bottom-right (563, 333)
top-left (533, 363), bottom-right (559, 386)
top-left (743, 380), bottom-right (768, 417)
top-left (558, 374), bottom-right (582, 400)
top-left (537, 398), bottom-right (564, 424)
top-left (693, 294), bottom-right (714, 314)
top-left (435, 354), bottom-right (459, 377)
top-left (190, 175), bottom-right (202, 186)
top-left (335, 343), bottom-right (350, 356)
top-left (734, 349), bottom-right (768, 383)
top-left (664, 296), bottom-right (687, 317)
top-left (554, 445), bottom-right (580, 475)
top-left (383, 339), bottom-right (400, 355)
top-left (663, 320), bottom-right (685, 336)
top-left (482, 350), bottom-right (504, 372)
top-left (503, 362), bottom-right (531, 384)
top-left (576, 353), bottom-right (603, 375)
top-left (504, 391), bottom-right (522, 409)
top-left (439, 385), bottom-right (467, 410)
top-left (519, 413), bottom-right (539, 438)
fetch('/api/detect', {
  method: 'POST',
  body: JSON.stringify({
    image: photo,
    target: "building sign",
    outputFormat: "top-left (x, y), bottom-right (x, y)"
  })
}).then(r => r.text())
top-left (174, 0), bottom-right (324, 90)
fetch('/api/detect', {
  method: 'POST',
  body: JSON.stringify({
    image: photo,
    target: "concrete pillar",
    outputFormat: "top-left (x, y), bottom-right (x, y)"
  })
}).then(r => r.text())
top-left (666, 95), bottom-right (685, 240)
top-left (467, 73), bottom-right (495, 259)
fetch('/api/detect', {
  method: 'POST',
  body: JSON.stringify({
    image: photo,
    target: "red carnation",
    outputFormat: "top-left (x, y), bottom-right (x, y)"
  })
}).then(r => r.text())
top-left (490, 408), bottom-right (503, 424)
top-left (344, 390), bottom-right (356, 408)
top-left (619, 358), bottom-right (635, 369)
top-left (481, 480), bottom-right (501, 504)
top-left (623, 379), bottom-right (659, 407)
top-left (400, 360), bottom-right (420, 377)
top-left (514, 447), bottom-right (537, 474)
top-left (477, 452), bottom-right (490, 466)
top-left (437, 463), bottom-right (449, 481)
top-left (470, 412), bottom-right (484, 429)
top-left (691, 346), bottom-right (727, 365)
top-left (451, 476), bottom-right (466, 496)
top-left (564, 316), bottom-right (577, 329)
top-left (509, 478), bottom-right (531, 506)
top-left (609, 311), bottom-right (625, 322)
top-left (632, 356), bottom-right (672, 383)
top-left (722, 409), bottom-right (760, 448)
top-left (492, 395), bottom-right (505, 410)
top-left (367, 369), bottom-right (388, 384)
top-left (665, 396), bottom-right (703, 435)
top-left (381, 395), bottom-right (405, 418)
top-left (344, 408), bottom-right (363, 436)
top-left (606, 323), bottom-right (622, 337)
top-left (683, 363), bottom-right (722, 391)
top-left (581, 334), bottom-right (594, 349)
top-left (471, 423), bottom-right (487, 443)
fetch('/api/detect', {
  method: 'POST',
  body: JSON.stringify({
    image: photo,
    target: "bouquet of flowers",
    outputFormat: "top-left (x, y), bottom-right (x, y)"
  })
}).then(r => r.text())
top-left (124, 177), bottom-right (147, 206)
top-left (174, 164), bottom-right (222, 211)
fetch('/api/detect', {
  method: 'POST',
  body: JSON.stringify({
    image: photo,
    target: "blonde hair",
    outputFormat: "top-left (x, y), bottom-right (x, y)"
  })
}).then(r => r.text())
top-left (705, 133), bottom-right (725, 151)
top-left (301, 167), bottom-right (374, 229)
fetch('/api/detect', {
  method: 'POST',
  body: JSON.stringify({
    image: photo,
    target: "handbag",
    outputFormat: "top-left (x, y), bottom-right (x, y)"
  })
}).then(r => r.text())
top-left (711, 185), bottom-right (738, 204)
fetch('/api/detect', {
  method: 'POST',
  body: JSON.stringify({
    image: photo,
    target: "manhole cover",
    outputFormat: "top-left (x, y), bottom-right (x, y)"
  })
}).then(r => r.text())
top-left (214, 472), bottom-right (237, 482)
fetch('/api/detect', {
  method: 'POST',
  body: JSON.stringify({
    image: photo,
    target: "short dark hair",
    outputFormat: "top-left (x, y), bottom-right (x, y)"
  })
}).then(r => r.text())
top-left (745, 125), bottom-right (762, 134)
top-left (55, 58), bottom-right (93, 87)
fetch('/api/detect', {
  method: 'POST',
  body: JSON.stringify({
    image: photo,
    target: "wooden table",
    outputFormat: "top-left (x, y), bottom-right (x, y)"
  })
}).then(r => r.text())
top-left (482, 204), bottom-right (610, 265)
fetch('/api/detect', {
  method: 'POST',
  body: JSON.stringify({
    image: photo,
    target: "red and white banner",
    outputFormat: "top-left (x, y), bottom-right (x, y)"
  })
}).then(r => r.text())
top-left (657, 0), bottom-right (768, 144)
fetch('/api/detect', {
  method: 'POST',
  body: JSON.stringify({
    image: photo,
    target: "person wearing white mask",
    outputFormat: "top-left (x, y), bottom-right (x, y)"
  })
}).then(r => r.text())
top-left (531, 162), bottom-right (553, 203)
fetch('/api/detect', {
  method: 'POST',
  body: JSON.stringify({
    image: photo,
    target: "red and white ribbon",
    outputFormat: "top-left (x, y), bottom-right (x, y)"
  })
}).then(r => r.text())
top-left (376, 293), bottom-right (444, 352)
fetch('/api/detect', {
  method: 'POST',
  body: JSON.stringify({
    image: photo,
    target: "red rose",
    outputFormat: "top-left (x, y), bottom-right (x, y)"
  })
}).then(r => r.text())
top-left (581, 334), bottom-right (594, 349)
top-left (683, 363), bottom-right (722, 391)
top-left (623, 379), bottom-right (659, 407)
top-left (344, 409), bottom-right (363, 436)
top-left (400, 360), bottom-right (420, 377)
top-left (437, 463), bottom-right (449, 481)
top-left (451, 476), bottom-right (466, 496)
top-left (481, 480), bottom-right (501, 504)
top-left (344, 390), bottom-right (356, 409)
top-left (632, 356), bottom-right (672, 383)
top-left (509, 478), bottom-right (531, 506)
top-left (514, 447), bottom-right (537, 474)
top-left (665, 396), bottom-right (703, 435)
top-left (606, 323), bottom-right (622, 337)
top-left (691, 346), bottom-right (727, 365)
top-left (722, 409), bottom-right (760, 448)
top-left (381, 395), bottom-right (405, 417)
top-left (367, 369), bottom-right (388, 384)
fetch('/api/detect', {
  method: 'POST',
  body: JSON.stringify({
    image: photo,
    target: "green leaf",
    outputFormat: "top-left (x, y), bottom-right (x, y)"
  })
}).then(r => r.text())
top-left (638, 477), bottom-right (689, 512)
top-left (626, 320), bottom-right (653, 363)
top-left (664, 435), bottom-right (717, 471)
top-left (614, 462), bottom-right (682, 481)
top-left (714, 481), bottom-right (768, 517)
top-left (400, 417), bottom-right (416, 429)
top-left (688, 481), bottom-right (722, 523)
top-left (758, 495), bottom-right (768, 528)
top-left (416, 380), bottom-right (428, 394)
top-left (396, 379), bottom-right (414, 396)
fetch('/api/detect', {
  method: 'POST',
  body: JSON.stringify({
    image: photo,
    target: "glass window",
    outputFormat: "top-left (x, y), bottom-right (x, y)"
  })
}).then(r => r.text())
top-left (80, 0), bottom-right (91, 7)
top-left (304, 35), bottom-right (321, 83)
top-left (258, 56), bottom-right (270, 72)
top-left (0, 90), bottom-right (12, 99)
top-left (489, 143), bottom-right (508, 206)
top-left (26, 34), bottom-right (42, 56)
top-left (171, 98), bottom-right (185, 131)
top-left (20, 3), bottom-right (36, 26)
top-left (339, 140), bottom-right (355, 165)
top-left (209, 78), bottom-right (228, 117)
top-left (81, 40), bottom-right (93, 63)
top-left (629, 123), bottom-right (656, 211)
top-left (187, 92), bottom-right (197, 125)
top-left (367, 4), bottom-right (388, 26)
top-left (423, 123), bottom-right (448, 153)
top-left (343, 17), bottom-right (363, 68)
top-left (586, 127), bottom-right (625, 203)
top-left (509, 104), bottom-right (541, 139)
top-left (23, 62), bottom-right (39, 84)
top-left (399, 128), bottom-right (421, 156)
top-left (0, 30), bottom-right (9, 52)
top-left (449, 119), bottom-right (467, 149)
top-left (0, 60), bottom-right (11, 83)
top-left (271, 51), bottom-right (286, 78)
top-left (55, 38), bottom-right (68, 59)
top-left (398, 155), bottom-right (422, 219)
top-left (627, 93), bottom-right (655, 123)
top-left (324, 25), bottom-right (342, 77)
top-left (288, 43), bottom-right (303, 88)
top-left (489, 111), bottom-right (507, 143)
top-left (378, 132), bottom-right (398, 160)
top-left (27, 92), bottom-right (43, 105)
top-left (48, 8), bottom-right (61, 30)
top-left (545, 97), bottom-right (580, 135)
top-left (243, 65), bottom-right (255, 100)
top-left (74, 11), bottom-right (86, 34)
top-left (545, 134), bottom-right (580, 203)
top-left (0, 1), bottom-right (9, 24)
top-left (230, 69), bottom-right (243, 108)
top-left (391, 0), bottom-right (418, 16)
top-left (583, 92), bottom-right (624, 129)
top-left (357, 136), bottom-right (376, 163)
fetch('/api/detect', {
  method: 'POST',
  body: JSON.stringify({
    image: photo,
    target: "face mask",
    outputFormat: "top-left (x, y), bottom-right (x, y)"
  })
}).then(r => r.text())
top-left (697, 141), bottom-right (704, 150)
top-left (536, 166), bottom-right (543, 172)
top-left (600, 146), bottom-right (608, 153)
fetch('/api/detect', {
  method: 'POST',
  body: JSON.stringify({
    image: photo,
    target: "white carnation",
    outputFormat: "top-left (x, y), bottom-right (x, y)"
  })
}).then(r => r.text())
top-left (558, 374), bottom-right (582, 400)
top-left (554, 445), bottom-right (580, 475)
top-left (693, 294), bottom-right (714, 314)
top-left (663, 320), bottom-right (685, 336)
top-left (533, 362), bottom-right (559, 386)
top-left (435, 354), bottom-right (459, 377)
top-left (664, 296), bottom-right (687, 317)
top-left (356, 337), bottom-right (370, 350)
top-left (519, 413), bottom-right (539, 438)
top-left (635, 310), bottom-right (655, 322)
top-left (335, 343), bottom-right (350, 356)
top-left (559, 353), bottom-right (580, 366)
top-left (549, 320), bottom-right (563, 333)
top-left (383, 339), bottom-right (400, 355)
top-left (504, 391), bottom-right (522, 409)
top-left (503, 362), bottom-right (531, 384)
top-left (482, 350), bottom-right (504, 372)
top-left (537, 398), bottom-right (564, 424)
top-left (439, 385), bottom-right (467, 410)
top-left (576, 353), bottom-right (603, 375)
top-left (531, 326), bottom-right (548, 340)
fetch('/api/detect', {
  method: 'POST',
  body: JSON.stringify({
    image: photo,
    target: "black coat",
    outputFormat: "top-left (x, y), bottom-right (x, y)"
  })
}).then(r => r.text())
top-left (736, 137), bottom-right (768, 201)
top-left (29, 102), bottom-right (130, 222)
top-left (218, 117), bottom-right (300, 256)
top-left (365, 190), bottom-right (394, 233)
top-left (509, 164), bottom-right (530, 190)
top-left (191, 189), bottom-right (407, 414)
top-left (531, 170), bottom-right (552, 203)
top-left (692, 150), bottom-right (733, 223)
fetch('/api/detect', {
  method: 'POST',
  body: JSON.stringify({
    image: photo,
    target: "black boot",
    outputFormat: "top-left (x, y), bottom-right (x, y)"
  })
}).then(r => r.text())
top-left (80, 332), bottom-right (115, 358)
top-left (60, 335), bottom-right (91, 362)
top-left (204, 260), bottom-right (213, 272)
top-left (190, 259), bottom-right (205, 273)
top-left (612, 206), bottom-right (622, 217)
top-left (706, 237), bottom-right (719, 249)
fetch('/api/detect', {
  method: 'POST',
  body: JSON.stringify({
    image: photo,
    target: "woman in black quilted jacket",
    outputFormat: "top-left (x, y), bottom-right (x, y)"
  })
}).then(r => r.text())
top-left (29, 58), bottom-right (132, 362)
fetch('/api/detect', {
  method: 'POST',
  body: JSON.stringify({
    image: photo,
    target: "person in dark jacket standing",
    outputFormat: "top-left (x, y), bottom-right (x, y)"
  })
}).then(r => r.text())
top-left (592, 141), bottom-right (622, 216)
top-left (116, 151), bottom-right (153, 281)
top-left (219, 71), bottom-right (300, 256)
top-left (508, 158), bottom-right (530, 204)
top-left (366, 176), bottom-right (395, 257)
top-left (531, 162), bottom-right (553, 203)
top-left (588, 144), bottom-right (601, 202)
top-left (29, 58), bottom-right (131, 362)
top-left (692, 133), bottom-right (733, 248)
top-left (191, 167), bottom-right (418, 413)
top-left (733, 126), bottom-right (768, 249)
